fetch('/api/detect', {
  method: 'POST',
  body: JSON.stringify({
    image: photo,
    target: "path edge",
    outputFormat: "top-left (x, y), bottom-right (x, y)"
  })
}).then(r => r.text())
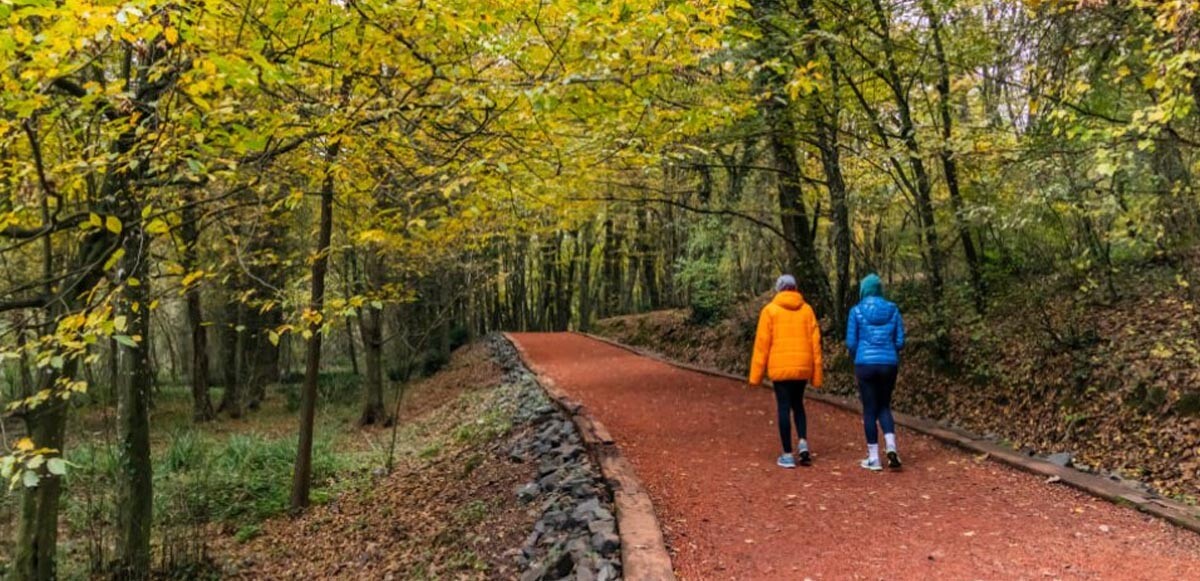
top-left (503, 333), bottom-right (677, 581)
top-left (578, 331), bottom-right (1200, 536)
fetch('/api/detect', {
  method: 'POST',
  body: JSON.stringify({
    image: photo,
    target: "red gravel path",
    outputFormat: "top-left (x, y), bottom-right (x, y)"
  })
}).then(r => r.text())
top-left (510, 333), bottom-right (1200, 580)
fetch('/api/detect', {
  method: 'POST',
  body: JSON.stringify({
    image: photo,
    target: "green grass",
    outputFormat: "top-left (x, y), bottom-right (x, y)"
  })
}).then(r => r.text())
top-left (63, 420), bottom-right (367, 531)
top-left (7, 377), bottom-right (381, 578)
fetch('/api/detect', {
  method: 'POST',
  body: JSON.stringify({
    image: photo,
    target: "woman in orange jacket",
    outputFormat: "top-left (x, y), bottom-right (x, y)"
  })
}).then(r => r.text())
top-left (749, 275), bottom-right (824, 469)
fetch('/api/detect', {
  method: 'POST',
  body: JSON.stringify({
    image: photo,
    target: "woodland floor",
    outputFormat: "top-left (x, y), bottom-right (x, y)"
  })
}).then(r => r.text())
top-left (1, 344), bottom-right (538, 579)
top-left (214, 343), bottom-right (538, 579)
top-left (510, 332), bottom-right (1200, 580)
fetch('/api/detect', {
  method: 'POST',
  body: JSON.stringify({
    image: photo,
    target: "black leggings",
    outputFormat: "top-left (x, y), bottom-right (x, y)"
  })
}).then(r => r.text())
top-left (773, 380), bottom-right (808, 453)
top-left (855, 364), bottom-right (898, 445)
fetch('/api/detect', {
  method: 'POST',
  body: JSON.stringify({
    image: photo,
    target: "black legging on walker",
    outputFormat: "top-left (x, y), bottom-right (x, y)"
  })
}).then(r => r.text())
top-left (773, 380), bottom-right (808, 453)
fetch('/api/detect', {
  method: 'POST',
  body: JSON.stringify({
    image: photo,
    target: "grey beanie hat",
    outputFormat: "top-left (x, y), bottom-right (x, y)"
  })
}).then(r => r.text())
top-left (774, 274), bottom-right (797, 292)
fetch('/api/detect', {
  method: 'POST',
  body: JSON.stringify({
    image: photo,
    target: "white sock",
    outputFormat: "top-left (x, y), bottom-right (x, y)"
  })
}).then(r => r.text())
top-left (867, 444), bottom-right (879, 463)
top-left (797, 439), bottom-right (809, 453)
top-left (884, 433), bottom-right (897, 452)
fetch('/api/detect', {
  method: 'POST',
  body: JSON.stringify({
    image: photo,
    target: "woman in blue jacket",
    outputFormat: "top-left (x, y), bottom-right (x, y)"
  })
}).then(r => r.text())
top-left (846, 274), bottom-right (906, 471)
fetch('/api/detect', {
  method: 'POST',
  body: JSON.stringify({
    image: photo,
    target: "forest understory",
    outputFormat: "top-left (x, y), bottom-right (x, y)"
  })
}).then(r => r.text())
top-left (595, 254), bottom-right (1200, 502)
top-left (1, 343), bottom-right (557, 579)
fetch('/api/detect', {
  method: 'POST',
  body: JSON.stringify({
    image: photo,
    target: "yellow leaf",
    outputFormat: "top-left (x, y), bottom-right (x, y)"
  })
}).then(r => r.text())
top-left (164, 26), bottom-right (179, 45)
top-left (181, 270), bottom-right (205, 287)
top-left (89, 213), bottom-right (103, 228)
top-left (15, 437), bottom-right (34, 452)
top-left (105, 216), bottom-right (122, 235)
top-left (103, 248), bottom-right (125, 271)
top-left (146, 219), bottom-right (170, 235)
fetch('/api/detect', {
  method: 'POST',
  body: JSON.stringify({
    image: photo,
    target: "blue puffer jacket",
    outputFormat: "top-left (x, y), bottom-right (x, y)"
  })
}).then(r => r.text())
top-left (846, 296), bottom-right (905, 366)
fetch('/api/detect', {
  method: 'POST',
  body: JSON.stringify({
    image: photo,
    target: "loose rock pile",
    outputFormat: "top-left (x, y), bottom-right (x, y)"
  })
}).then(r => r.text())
top-left (490, 336), bottom-right (622, 581)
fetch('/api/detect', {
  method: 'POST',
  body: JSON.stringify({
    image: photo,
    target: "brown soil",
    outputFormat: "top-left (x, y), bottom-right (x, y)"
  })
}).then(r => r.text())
top-left (511, 332), bottom-right (1200, 580)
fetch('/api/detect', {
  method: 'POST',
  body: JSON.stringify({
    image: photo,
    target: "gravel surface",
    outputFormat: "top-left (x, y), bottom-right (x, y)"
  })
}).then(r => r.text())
top-left (510, 332), bottom-right (1200, 580)
top-left (492, 335), bottom-right (622, 581)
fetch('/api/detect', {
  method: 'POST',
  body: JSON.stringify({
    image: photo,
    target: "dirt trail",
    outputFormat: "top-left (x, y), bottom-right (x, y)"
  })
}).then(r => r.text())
top-left (510, 333), bottom-right (1200, 580)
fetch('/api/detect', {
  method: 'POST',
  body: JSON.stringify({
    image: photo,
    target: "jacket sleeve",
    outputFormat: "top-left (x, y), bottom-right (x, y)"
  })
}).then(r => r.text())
top-left (894, 309), bottom-right (906, 350)
top-left (809, 307), bottom-right (824, 388)
top-left (845, 307), bottom-right (858, 359)
top-left (748, 307), bottom-right (773, 385)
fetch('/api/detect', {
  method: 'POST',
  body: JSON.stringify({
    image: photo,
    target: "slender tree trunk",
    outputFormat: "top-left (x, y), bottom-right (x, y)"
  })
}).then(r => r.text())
top-left (12, 232), bottom-right (111, 580)
top-left (577, 222), bottom-right (596, 331)
top-left (801, 0), bottom-right (850, 332)
top-left (871, 0), bottom-right (945, 306)
top-left (358, 251), bottom-right (387, 426)
top-left (13, 397), bottom-right (67, 581)
top-left (637, 208), bottom-right (660, 311)
top-left (752, 0), bottom-right (833, 317)
top-left (245, 306), bottom-right (281, 411)
top-left (180, 197), bottom-right (214, 422)
top-left (114, 225), bottom-right (153, 579)
top-left (218, 302), bottom-right (244, 418)
top-left (291, 144), bottom-right (337, 511)
top-left (924, 0), bottom-right (986, 312)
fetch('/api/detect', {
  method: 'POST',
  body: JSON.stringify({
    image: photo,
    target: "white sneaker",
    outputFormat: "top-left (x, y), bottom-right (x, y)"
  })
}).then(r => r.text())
top-left (860, 458), bottom-right (883, 471)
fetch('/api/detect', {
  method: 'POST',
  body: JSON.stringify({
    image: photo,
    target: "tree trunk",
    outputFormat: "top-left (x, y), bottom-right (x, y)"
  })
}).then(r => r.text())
top-left (871, 0), bottom-right (945, 307)
top-left (358, 252), bottom-right (387, 426)
top-left (577, 222), bottom-right (596, 331)
top-left (180, 197), bottom-right (214, 422)
top-left (12, 398), bottom-right (68, 581)
top-left (246, 307), bottom-right (281, 411)
top-left (801, 0), bottom-right (850, 333)
top-left (752, 0), bottom-right (834, 318)
top-left (114, 226), bottom-right (154, 580)
top-left (291, 144), bottom-right (337, 511)
top-left (924, 0), bottom-right (986, 312)
top-left (217, 302), bottom-right (244, 419)
top-left (637, 208), bottom-right (659, 311)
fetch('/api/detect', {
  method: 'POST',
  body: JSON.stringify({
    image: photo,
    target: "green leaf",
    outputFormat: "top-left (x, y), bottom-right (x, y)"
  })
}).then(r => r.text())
top-left (22, 470), bottom-right (39, 488)
top-left (113, 335), bottom-right (138, 348)
top-left (46, 458), bottom-right (67, 476)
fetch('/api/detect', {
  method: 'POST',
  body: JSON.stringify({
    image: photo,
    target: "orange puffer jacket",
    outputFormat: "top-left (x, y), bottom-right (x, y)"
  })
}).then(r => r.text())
top-left (748, 291), bottom-right (823, 387)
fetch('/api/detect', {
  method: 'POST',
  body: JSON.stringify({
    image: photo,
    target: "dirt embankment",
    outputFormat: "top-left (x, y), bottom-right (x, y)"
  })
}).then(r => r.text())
top-left (216, 337), bottom-right (620, 580)
top-left (595, 269), bottom-right (1200, 501)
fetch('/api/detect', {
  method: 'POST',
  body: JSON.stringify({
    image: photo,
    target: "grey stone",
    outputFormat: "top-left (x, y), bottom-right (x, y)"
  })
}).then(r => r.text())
top-left (555, 444), bottom-right (584, 461)
top-left (542, 509), bottom-right (568, 528)
top-left (575, 565), bottom-right (597, 581)
top-left (524, 530), bottom-right (541, 549)
top-left (572, 498), bottom-right (602, 522)
top-left (566, 537), bottom-right (590, 559)
top-left (550, 547), bottom-right (575, 577)
top-left (588, 519), bottom-right (616, 536)
top-left (596, 561), bottom-right (620, 581)
top-left (520, 564), bottom-right (546, 581)
top-left (517, 483), bottom-right (540, 503)
top-left (591, 531), bottom-right (620, 555)
top-left (539, 471), bottom-right (561, 491)
top-left (1046, 452), bottom-right (1073, 467)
